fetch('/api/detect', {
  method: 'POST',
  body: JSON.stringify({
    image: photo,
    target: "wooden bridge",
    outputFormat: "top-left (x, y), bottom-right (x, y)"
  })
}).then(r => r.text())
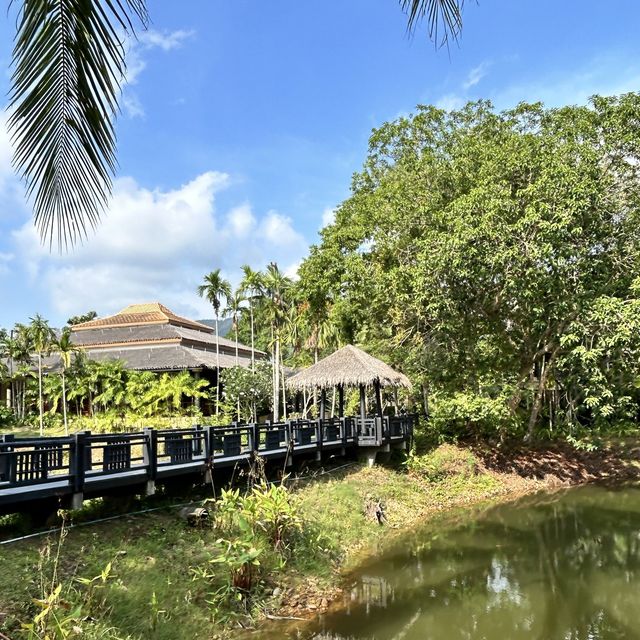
top-left (0, 415), bottom-right (413, 515)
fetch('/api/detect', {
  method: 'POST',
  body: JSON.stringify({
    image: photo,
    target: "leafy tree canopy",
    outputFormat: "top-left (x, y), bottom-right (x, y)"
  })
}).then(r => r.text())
top-left (298, 94), bottom-right (640, 438)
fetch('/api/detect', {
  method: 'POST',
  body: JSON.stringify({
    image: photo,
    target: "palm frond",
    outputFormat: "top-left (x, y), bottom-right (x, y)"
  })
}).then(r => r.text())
top-left (9, 0), bottom-right (148, 249)
top-left (400, 0), bottom-right (466, 46)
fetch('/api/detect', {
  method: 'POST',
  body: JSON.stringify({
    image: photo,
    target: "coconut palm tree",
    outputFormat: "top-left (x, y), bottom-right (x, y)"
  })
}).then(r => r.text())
top-left (27, 315), bottom-right (56, 435)
top-left (7, 2), bottom-right (464, 249)
top-left (197, 269), bottom-right (232, 415)
top-left (51, 327), bottom-right (79, 435)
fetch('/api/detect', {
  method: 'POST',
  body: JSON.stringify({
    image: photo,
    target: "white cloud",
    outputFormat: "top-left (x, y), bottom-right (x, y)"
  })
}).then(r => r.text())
top-left (321, 207), bottom-right (336, 227)
top-left (139, 29), bottom-right (195, 52)
top-left (12, 171), bottom-right (309, 322)
top-left (123, 28), bottom-right (194, 117)
top-left (435, 93), bottom-right (466, 111)
top-left (493, 55), bottom-right (640, 110)
top-left (227, 203), bottom-right (256, 237)
top-left (0, 252), bottom-right (13, 275)
top-left (463, 62), bottom-right (490, 90)
top-left (260, 211), bottom-right (306, 248)
top-left (122, 94), bottom-right (145, 119)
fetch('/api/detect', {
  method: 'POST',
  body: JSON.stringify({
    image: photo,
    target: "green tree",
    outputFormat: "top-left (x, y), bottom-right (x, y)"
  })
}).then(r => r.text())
top-left (239, 265), bottom-right (265, 373)
top-left (262, 263), bottom-right (293, 422)
top-left (67, 311), bottom-right (98, 326)
top-left (0, 326), bottom-right (32, 418)
top-left (225, 290), bottom-right (246, 366)
top-left (197, 269), bottom-right (232, 415)
top-left (28, 315), bottom-right (56, 435)
top-left (51, 327), bottom-right (79, 434)
top-left (92, 360), bottom-right (128, 415)
top-left (300, 95), bottom-right (640, 439)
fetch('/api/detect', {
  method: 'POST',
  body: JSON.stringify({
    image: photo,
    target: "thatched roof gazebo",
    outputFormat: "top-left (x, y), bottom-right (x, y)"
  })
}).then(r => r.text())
top-left (287, 345), bottom-right (411, 423)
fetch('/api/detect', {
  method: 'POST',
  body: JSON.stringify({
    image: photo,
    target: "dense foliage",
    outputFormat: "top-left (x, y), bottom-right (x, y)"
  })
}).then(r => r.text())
top-left (298, 94), bottom-right (640, 439)
top-left (4, 94), bottom-right (640, 442)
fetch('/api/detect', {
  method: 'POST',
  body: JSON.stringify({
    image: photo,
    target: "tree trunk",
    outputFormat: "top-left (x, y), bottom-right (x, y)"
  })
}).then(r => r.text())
top-left (527, 350), bottom-right (558, 440)
top-left (215, 315), bottom-right (220, 416)
top-left (280, 347), bottom-right (287, 421)
top-left (38, 352), bottom-right (44, 436)
top-left (421, 383), bottom-right (429, 418)
top-left (62, 370), bottom-right (69, 435)
top-left (235, 325), bottom-right (240, 419)
top-left (249, 303), bottom-right (256, 422)
top-left (273, 331), bottom-right (280, 422)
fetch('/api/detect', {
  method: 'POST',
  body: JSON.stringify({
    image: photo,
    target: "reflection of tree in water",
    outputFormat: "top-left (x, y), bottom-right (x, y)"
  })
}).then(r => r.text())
top-left (301, 486), bottom-right (640, 640)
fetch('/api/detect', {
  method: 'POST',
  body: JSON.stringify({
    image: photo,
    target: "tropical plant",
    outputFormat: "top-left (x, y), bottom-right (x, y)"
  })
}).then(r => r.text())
top-left (239, 265), bottom-right (264, 373)
top-left (0, 325), bottom-right (33, 418)
top-left (220, 362), bottom-right (272, 423)
top-left (225, 290), bottom-right (246, 366)
top-left (66, 311), bottom-right (98, 326)
top-left (261, 263), bottom-right (293, 421)
top-left (298, 94), bottom-right (640, 440)
top-left (197, 269), bottom-right (232, 415)
top-left (28, 315), bottom-right (56, 435)
top-left (51, 327), bottom-right (79, 434)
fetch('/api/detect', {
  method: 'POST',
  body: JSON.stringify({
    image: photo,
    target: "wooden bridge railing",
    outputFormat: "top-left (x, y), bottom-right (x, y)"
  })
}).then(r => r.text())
top-left (0, 415), bottom-right (414, 513)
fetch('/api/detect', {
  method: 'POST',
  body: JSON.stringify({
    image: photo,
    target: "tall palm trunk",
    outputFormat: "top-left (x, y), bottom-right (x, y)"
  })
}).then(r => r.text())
top-left (250, 303), bottom-right (255, 373)
top-left (280, 348), bottom-right (287, 421)
top-left (234, 324), bottom-right (241, 419)
top-left (273, 328), bottom-right (280, 422)
top-left (38, 352), bottom-right (44, 436)
top-left (62, 370), bottom-right (69, 435)
top-left (250, 302), bottom-right (256, 422)
top-left (215, 314), bottom-right (220, 416)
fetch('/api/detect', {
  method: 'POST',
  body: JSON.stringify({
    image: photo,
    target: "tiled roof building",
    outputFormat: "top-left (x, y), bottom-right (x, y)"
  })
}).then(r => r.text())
top-left (70, 303), bottom-right (263, 372)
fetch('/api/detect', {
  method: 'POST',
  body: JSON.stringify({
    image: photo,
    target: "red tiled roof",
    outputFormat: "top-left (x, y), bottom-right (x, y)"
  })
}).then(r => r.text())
top-left (72, 303), bottom-right (213, 333)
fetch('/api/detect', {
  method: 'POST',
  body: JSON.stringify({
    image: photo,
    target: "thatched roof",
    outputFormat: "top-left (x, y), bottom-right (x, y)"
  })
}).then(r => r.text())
top-left (286, 345), bottom-right (412, 391)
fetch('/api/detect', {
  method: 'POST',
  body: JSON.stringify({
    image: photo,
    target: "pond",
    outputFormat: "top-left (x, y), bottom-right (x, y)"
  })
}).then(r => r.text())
top-left (264, 485), bottom-right (640, 639)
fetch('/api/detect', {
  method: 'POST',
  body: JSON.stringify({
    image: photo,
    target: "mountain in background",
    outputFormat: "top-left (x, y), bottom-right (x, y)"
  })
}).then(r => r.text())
top-left (196, 317), bottom-right (233, 337)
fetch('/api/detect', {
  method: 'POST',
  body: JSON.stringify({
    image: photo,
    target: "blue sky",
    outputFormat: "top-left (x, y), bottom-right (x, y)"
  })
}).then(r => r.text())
top-left (1, 0), bottom-right (640, 328)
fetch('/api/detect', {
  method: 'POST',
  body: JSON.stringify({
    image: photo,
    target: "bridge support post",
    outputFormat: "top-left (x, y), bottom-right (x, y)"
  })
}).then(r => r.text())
top-left (71, 432), bottom-right (87, 511)
top-left (143, 428), bottom-right (158, 497)
top-left (359, 447), bottom-right (378, 468)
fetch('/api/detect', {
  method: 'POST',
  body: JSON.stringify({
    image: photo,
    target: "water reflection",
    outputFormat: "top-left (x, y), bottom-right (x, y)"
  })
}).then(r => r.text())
top-left (282, 485), bottom-right (640, 640)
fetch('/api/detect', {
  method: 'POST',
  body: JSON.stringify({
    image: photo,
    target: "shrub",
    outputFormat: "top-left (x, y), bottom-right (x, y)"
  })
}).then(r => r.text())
top-left (428, 391), bottom-right (517, 439)
top-left (407, 444), bottom-right (480, 482)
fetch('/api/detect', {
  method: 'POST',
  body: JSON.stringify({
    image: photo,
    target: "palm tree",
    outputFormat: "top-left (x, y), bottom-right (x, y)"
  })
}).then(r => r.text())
top-left (0, 328), bottom-right (31, 415)
top-left (262, 263), bottom-right (293, 422)
top-left (239, 265), bottom-right (264, 374)
top-left (27, 315), bottom-right (55, 435)
top-left (7, 2), bottom-right (463, 249)
top-left (197, 269), bottom-right (232, 415)
top-left (51, 327), bottom-right (79, 435)
top-left (225, 290), bottom-right (246, 366)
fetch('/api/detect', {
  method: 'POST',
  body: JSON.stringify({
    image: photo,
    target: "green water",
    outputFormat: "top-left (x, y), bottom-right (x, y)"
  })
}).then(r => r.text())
top-left (272, 485), bottom-right (640, 639)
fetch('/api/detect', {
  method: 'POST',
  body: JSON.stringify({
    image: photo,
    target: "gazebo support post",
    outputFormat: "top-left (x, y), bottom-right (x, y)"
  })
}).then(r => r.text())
top-left (320, 388), bottom-right (327, 422)
top-left (338, 384), bottom-right (344, 418)
top-left (359, 385), bottom-right (366, 428)
top-left (374, 380), bottom-right (383, 417)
